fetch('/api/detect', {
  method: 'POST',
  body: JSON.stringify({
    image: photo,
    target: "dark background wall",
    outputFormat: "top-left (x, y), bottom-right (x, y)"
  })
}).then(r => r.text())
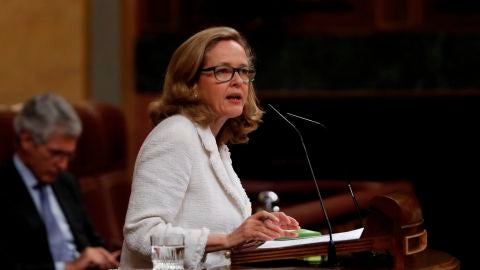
top-left (133, 0), bottom-right (480, 268)
top-left (137, 34), bottom-right (480, 92)
top-left (230, 94), bottom-right (480, 269)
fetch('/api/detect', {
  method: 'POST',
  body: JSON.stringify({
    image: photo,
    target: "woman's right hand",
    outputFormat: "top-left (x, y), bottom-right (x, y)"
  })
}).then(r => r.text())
top-left (225, 211), bottom-right (299, 248)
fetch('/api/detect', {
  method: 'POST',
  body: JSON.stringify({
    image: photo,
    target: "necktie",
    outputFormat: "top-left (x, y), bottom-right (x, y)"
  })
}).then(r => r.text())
top-left (37, 185), bottom-right (74, 261)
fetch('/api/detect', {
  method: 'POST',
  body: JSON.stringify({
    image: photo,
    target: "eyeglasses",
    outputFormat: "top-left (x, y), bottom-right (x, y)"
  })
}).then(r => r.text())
top-left (42, 146), bottom-right (76, 162)
top-left (200, 65), bottom-right (256, 83)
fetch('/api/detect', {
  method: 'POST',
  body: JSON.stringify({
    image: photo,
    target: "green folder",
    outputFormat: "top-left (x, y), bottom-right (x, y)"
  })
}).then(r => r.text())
top-left (275, 228), bottom-right (323, 264)
top-left (275, 228), bottom-right (321, 240)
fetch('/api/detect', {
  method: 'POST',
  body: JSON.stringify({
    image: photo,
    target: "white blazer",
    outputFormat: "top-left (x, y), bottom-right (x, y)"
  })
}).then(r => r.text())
top-left (120, 114), bottom-right (252, 269)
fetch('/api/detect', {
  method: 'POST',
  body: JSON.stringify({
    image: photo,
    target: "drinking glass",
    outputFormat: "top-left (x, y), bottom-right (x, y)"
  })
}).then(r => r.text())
top-left (151, 233), bottom-right (185, 270)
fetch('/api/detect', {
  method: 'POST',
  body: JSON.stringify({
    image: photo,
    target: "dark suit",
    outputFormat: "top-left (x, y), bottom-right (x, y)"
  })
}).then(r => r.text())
top-left (0, 159), bottom-right (104, 270)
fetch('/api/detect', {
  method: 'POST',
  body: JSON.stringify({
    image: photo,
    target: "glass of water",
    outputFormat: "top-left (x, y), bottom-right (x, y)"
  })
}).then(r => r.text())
top-left (151, 233), bottom-right (185, 270)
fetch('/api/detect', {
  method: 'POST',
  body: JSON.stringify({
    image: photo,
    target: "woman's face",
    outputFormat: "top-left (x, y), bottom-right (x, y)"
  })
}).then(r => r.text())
top-left (197, 40), bottom-right (251, 128)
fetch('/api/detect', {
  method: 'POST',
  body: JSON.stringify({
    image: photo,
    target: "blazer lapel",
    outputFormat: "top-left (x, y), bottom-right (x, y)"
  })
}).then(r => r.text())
top-left (195, 125), bottom-right (251, 219)
top-left (51, 177), bottom-right (74, 223)
top-left (6, 160), bottom-right (49, 238)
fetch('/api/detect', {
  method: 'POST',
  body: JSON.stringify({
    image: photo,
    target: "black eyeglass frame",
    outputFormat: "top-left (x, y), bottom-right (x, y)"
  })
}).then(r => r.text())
top-left (200, 65), bottom-right (256, 83)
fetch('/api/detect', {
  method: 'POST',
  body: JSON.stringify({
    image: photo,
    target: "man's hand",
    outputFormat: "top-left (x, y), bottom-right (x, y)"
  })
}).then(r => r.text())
top-left (65, 247), bottom-right (120, 270)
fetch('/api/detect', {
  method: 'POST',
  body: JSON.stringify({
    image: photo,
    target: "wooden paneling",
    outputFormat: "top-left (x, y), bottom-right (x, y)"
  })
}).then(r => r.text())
top-left (0, 0), bottom-right (89, 105)
top-left (135, 0), bottom-right (480, 35)
top-left (137, 0), bottom-right (181, 34)
top-left (374, 0), bottom-right (423, 31)
top-left (422, 0), bottom-right (480, 33)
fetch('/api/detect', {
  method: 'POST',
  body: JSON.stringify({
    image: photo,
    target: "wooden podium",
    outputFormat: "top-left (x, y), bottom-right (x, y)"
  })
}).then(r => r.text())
top-left (231, 192), bottom-right (459, 270)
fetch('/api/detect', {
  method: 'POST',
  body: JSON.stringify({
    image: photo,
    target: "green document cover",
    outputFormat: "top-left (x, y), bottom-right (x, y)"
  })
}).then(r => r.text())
top-left (275, 228), bottom-right (323, 264)
top-left (275, 228), bottom-right (321, 241)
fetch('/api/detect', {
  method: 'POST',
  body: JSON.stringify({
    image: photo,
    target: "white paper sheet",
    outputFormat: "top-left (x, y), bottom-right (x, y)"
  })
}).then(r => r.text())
top-left (258, 227), bottom-right (364, 249)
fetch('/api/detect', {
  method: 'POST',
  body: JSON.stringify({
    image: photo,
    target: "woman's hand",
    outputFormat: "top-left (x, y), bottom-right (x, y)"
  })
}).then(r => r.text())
top-left (225, 211), bottom-right (301, 249)
top-left (271, 211), bottom-right (300, 230)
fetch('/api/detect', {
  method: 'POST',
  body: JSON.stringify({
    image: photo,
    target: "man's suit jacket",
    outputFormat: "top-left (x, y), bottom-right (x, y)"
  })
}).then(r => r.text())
top-left (0, 159), bottom-right (105, 270)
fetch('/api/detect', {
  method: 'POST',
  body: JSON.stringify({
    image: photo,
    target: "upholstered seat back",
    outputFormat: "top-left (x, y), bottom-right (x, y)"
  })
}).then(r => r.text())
top-left (0, 108), bottom-right (16, 164)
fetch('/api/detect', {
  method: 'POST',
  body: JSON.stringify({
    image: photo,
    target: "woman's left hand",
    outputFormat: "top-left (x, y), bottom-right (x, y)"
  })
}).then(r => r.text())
top-left (265, 212), bottom-right (301, 238)
top-left (270, 211), bottom-right (300, 230)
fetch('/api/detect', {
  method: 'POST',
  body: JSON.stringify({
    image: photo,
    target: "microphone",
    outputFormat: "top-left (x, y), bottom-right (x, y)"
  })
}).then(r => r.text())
top-left (286, 112), bottom-right (364, 227)
top-left (258, 191), bottom-right (280, 212)
top-left (267, 104), bottom-right (337, 265)
top-left (347, 181), bottom-right (364, 227)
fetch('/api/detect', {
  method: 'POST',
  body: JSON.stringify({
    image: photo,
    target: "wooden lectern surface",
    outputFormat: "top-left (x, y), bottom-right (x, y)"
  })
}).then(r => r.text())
top-left (228, 249), bottom-right (459, 270)
top-left (230, 192), bottom-right (459, 270)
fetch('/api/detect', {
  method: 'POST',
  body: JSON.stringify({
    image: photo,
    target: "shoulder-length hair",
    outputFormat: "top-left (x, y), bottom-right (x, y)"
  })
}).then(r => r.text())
top-left (149, 26), bottom-right (263, 145)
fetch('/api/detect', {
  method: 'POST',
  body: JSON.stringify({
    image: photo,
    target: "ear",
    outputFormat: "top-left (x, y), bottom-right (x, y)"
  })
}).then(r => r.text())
top-left (18, 132), bottom-right (36, 151)
top-left (192, 84), bottom-right (200, 99)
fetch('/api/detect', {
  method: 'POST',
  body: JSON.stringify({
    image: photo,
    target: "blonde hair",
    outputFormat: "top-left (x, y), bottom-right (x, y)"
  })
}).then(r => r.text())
top-left (149, 26), bottom-right (263, 145)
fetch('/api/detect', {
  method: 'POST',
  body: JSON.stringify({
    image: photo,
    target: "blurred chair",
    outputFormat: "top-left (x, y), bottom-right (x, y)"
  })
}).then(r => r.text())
top-left (0, 106), bottom-right (16, 163)
top-left (70, 101), bottom-right (131, 249)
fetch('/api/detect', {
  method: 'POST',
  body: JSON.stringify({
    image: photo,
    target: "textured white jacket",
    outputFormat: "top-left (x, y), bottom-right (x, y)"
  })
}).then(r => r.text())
top-left (120, 114), bottom-right (252, 269)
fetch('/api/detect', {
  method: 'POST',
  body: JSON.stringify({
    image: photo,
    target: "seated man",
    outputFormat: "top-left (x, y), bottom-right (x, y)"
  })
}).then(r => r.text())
top-left (0, 93), bottom-right (120, 270)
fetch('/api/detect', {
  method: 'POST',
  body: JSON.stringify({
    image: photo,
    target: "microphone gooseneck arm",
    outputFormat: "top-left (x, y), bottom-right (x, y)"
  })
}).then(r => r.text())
top-left (286, 111), bottom-right (364, 228)
top-left (268, 104), bottom-right (337, 263)
top-left (286, 112), bottom-right (328, 129)
top-left (347, 181), bottom-right (364, 226)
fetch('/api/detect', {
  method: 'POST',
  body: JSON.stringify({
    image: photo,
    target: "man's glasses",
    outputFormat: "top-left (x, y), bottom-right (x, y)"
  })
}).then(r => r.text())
top-left (42, 146), bottom-right (76, 162)
top-left (200, 65), bottom-right (256, 83)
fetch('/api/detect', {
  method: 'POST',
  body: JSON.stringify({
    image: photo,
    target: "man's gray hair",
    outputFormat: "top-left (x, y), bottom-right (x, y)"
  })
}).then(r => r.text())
top-left (14, 93), bottom-right (82, 145)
